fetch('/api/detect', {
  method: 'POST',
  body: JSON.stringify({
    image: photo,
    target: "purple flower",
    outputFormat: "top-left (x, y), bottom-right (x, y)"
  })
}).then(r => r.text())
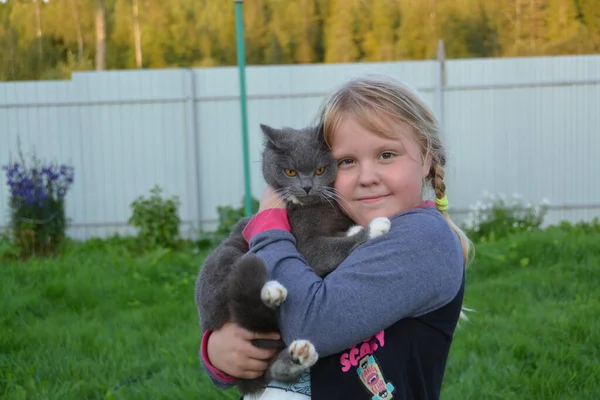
top-left (3, 160), bottom-right (75, 204)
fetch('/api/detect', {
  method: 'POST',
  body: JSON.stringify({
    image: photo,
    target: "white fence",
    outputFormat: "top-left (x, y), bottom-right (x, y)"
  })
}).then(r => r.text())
top-left (1, 54), bottom-right (599, 240)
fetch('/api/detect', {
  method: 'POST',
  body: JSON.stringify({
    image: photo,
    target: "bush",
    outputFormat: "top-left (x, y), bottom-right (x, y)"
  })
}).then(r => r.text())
top-left (0, 229), bottom-right (20, 260)
top-left (215, 197), bottom-right (259, 236)
top-left (198, 196), bottom-right (259, 248)
top-left (2, 153), bottom-right (74, 258)
top-left (556, 217), bottom-right (600, 235)
top-left (128, 185), bottom-right (181, 250)
top-left (462, 192), bottom-right (550, 243)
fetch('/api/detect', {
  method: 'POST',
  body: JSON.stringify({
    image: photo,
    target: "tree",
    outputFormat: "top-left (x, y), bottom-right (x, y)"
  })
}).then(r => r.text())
top-left (95, 0), bottom-right (105, 69)
top-left (2, 0), bottom-right (599, 81)
top-left (396, 0), bottom-right (431, 59)
top-left (131, 0), bottom-right (140, 67)
top-left (441, 1), bottom-right (499, 58)
top-left (325, 0), bottom-right (360, 63)
top-left (362, 0), bottom-right (400, 61)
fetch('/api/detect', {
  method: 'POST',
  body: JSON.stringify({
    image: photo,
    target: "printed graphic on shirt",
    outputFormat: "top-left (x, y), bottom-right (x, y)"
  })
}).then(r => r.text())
top-left (265, 370), bottom-right (311, 395)
top-left (338, 331), bottom-right (394, 399)
top-left (356, 355), bottom-right (395, 400)
top-left (340, 330), bottom-right (385, 372)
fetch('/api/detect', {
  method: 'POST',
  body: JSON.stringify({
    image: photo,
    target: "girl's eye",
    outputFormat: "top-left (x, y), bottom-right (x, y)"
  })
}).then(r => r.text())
top-left (315, 167), bottom-right (326, 175)
top-left (337, 159), bottom-right (354, 166)
top-left (284, 169), bottom-right (297, 177)
top-left (379, 152), bottom-right (395, 160)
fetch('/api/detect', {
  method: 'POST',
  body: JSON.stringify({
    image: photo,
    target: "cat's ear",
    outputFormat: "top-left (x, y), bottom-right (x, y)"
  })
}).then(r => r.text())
top-left (260, 124), bottom-right (282, 149)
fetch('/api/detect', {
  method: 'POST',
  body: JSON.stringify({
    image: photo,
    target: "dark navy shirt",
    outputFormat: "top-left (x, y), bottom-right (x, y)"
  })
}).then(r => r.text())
top-left (310, 273), bottom-right (465, 399)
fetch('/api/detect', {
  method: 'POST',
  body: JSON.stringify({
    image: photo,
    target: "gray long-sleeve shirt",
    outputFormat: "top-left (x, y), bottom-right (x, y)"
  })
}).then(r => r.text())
top-left (248, 205), bottom-right (465, 358)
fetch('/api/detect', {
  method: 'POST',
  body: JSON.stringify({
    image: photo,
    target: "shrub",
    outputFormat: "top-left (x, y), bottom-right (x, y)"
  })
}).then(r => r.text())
top-left (197, 196), bottom-right (259, 248)
top-left (556, 217), bottom-right (600, 235)
top-left (0, 229), bottom-right (20, 259)
top-left (215, 197), bottom-right (259, 237)
top-left (462, 192), bottom-right (550, 243)
top-left (128, 185), bottom-right (181, 250)
top-left (2, 154), bottom-right (74, 258)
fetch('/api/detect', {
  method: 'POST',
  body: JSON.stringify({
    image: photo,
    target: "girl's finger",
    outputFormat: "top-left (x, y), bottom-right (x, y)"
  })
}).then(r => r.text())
top-left (246, 342), bottom-right (280, 361)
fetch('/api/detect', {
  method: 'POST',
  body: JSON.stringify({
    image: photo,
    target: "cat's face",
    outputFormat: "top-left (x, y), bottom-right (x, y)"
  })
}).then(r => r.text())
top-left (261, 124), bottom-right (337, 205)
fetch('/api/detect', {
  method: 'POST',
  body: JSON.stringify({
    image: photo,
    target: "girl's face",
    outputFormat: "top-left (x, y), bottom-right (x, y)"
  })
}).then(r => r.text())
top-left (330, 114), bottom-right (431, 226)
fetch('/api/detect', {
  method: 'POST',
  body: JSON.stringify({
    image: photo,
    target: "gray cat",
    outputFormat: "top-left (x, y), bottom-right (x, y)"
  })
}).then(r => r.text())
top-left (195, 123), bottom-right (391, 396)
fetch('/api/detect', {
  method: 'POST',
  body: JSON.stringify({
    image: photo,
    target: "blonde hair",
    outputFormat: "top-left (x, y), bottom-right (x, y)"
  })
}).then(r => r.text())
top-left (317, 75), bottom-right (472, 267)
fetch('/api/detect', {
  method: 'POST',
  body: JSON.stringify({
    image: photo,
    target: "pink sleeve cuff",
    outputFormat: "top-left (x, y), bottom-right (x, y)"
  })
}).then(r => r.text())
top-left (201, 330), bottom-right (237, 383)
top-left (242, 208), bottom-right (291, 243)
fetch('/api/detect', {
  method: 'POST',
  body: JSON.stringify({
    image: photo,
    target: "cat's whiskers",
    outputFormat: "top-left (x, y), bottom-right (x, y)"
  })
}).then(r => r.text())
top-left (329, 187), bottom-right (351, 206)
top-left (274, 187), bottom-right (291, 199)
top-left (323, 188), bottom-right (353, 216)
top-left (251, 188), bottom-right (290, 223)
top-left (273, 188), bottom-right (293, 205)
top-left (321, 190), bottom-right (350, 217)
top-left (318, 192), bottom-right (337, 210)
top-left (260, 197), bottom-right (288, 222)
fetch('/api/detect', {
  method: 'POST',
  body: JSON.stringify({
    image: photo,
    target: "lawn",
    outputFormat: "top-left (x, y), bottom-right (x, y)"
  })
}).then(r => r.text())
top-left (1, 223), bottom-right (599, 399)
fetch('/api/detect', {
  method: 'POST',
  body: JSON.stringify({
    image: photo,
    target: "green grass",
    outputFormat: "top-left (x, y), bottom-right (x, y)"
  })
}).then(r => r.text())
top-left (443, 225), bottom-right (600, 399)
top-left (1, 225), bottom-right (599, 399)
top-left (0, 239), bottom-right (240, 400)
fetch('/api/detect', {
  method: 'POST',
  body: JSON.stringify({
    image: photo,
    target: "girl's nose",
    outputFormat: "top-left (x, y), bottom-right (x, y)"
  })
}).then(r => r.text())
top-left (358, 162), bottom-right (380, 186)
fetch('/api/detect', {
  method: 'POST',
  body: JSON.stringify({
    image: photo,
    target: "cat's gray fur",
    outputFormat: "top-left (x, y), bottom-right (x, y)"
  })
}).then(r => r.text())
top-left (195, 123), bottom-right (390, 396)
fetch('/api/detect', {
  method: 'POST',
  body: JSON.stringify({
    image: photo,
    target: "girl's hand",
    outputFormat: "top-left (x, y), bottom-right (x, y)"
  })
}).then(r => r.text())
top-left (258, 186), bottom-right (286, 212)
top-left (207, 322), bottom-right (281, 379)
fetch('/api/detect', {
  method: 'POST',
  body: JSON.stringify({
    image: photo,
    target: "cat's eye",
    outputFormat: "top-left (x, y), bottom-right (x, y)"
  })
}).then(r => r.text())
top-left (284, 169), bottom-right (297, 177)
top-left (315, 167), bottom-right (326, 175)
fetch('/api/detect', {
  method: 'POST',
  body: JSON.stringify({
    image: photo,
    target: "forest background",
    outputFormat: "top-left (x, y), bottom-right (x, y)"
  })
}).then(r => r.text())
top-left (1, 0), bottom-right (599, 81)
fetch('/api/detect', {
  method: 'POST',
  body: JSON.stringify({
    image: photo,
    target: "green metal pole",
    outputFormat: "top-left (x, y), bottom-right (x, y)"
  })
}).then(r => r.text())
top-left (234, 0), bottom-right (253, 217)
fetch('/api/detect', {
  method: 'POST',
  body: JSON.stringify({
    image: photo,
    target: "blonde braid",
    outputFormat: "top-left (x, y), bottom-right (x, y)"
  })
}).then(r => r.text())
top-left (431, 163), bottom-right (472, 267)
top-left (433, 164), bottom-right (446, 201)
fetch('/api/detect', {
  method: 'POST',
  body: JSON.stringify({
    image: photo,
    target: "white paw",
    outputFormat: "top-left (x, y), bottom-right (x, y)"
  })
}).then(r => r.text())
top-left (261, 280), bottom-right (288, 308)
top-left (289, 340), bottom-right (318, 368)
top-left (346, 225), bottom-right (364, 237)
top-left (368, 217), bottom-right (391, 239)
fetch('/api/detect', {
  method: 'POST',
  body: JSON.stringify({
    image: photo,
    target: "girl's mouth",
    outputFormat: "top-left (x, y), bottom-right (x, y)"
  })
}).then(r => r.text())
top-left (358, 195), bottom-right (389, 204)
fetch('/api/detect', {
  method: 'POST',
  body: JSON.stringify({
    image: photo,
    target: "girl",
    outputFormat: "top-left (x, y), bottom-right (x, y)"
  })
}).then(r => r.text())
top-left (201, 75), bottom-right (471, 400)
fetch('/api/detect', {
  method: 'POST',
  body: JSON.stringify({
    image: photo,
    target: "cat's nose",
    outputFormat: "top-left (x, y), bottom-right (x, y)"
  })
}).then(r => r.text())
top-left (303, 186), bottom-right (311, 194)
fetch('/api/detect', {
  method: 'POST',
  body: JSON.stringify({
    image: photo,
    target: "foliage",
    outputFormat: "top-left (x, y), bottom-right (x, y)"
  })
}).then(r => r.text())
top-left (215, 197), bottom-right (260, 237)
top-left (39, 51), bottom-right (94, 80)
top-left (1, 225), bottom-right (599, 398)
top-left (0, 229), bottom-right (20, 260)
top-left (1, 0), bottom-right (600, 81)
top-left (198, 196), bottom-right (259, 248)
top-left (2, 150), bottom-right (74, 259)
top-left (128, 185), bottom-right (181, 251)
top-left (556, 217), bottom-right (600, 235)
top-left (462, 192), bottom-right (550, 243)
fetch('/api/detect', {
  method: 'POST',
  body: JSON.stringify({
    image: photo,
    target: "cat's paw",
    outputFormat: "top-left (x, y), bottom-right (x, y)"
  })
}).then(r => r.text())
top-left (261, 280), bottom-right (288, 308)
top-left (346, 225), bottom-right (364, 237)
top-left (368, 217), bottom-right (391, 239)
top-left (289, 340), bottom-right (318, 368)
